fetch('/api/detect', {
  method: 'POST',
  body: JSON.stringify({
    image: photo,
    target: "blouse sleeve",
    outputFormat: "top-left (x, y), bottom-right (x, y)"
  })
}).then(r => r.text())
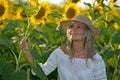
top-left (32, 48), bottom-right (59, 75)
top-left (93, 54), bottom-right (107, 80)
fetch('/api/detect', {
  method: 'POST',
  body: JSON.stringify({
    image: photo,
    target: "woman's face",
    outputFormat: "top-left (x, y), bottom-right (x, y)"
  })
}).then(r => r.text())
top-left (67, 21), bottom-right (86, 41)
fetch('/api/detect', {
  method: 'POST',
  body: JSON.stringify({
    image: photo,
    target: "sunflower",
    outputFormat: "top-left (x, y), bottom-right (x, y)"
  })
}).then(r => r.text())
top-left (67, 0), bottom-right (81, 3)
top-left (30, 2), bottom-right (50, 25)
top-left (106, 12), bottom-right (113, 22)
top-left (113, 22), bottom-right (120, 30)
top-left (0, 21), bottom-right (7, 29)
top-left (112, 7), bottom-right (120, 18)
top-left (0, 0), bottom-right (9, 20)
top-left (97, 0), bottom-right (104, 5)
top-left (93, 4), bottom-right (104, 16)
top-left (7, 1), bottom-right (14, 20)
top-left (16, 7), bottom-right (27, 20)
top-left (0, 21), bottom-right (4, 29)
top-left (110, 0), bottom-right (117, 7)
top-left (29, 0), bottom-right (39, 6)
top-left (63, 3), bottom-right (80, 20)
top-left (106, 7), bottom-right (120, 22)
top-left (46, 16), bottom-right (61, 25)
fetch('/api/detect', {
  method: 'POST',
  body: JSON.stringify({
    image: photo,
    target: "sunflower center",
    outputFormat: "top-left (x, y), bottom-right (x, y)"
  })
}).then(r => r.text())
top-left (66, 7), bottom-right (76, 19)
top-left (0, 22), bottom-right (3, 25)
top-left (35, 7), bottom-right (45, 19)
top-left (20, 10), bottom-right (27, 18)
top-left (0, 5), bottom-right (5, 17)
top-left (72, 0), bottom-right (80, 3)
top-left (94, 8), bottom-right (100, 13)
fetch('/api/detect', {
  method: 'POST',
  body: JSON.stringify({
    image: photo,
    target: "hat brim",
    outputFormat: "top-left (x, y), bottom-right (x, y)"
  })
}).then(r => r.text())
top-left (60, 20), bottom-right (102, 41)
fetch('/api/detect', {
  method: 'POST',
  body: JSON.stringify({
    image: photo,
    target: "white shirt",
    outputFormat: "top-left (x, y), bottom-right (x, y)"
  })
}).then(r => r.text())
top-left (33, 47), bottom-right (107, 80)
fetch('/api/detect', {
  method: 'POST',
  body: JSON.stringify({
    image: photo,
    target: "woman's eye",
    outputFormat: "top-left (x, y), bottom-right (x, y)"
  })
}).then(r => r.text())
top-left (69, 25), bottom-right (73, 28)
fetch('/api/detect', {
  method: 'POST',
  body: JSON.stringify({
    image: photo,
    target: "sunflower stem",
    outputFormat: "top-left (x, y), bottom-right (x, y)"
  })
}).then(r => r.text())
top-left (112, 55), bottom-right (120, 80)
top-left (24, 0), bottom-right (31, 40)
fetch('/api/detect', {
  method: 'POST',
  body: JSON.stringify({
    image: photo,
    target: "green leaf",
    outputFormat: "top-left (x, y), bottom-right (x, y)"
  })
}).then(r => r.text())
top-left (112, 31), bottom-right (120, 43)
top-left (2, 20), bottom-right (19, 31)
top-left (0, 36), bottom-right (14, 51)
top-left (0, 36), bottom-right (18, 57)
top-left (48, 12), bottom-right (62, 18)
top-left (113, 15), bottom-right (120, 25)
top-left (0, 54), bottom-right (6, 74)
top-left (10, 71), bottom-right (27, 80)
top-left (84, 2), bottom-right (92, 8)
top-left (2, 63), bottom-right (15, 80)
top-left (32, 64), bottom-right (48, 80)
top-left (30, 47), bottom-right (41, 62)
top-left (100, 28), bottom-right (111, 44)
top-left (113, 49), bottom-right (120, 56)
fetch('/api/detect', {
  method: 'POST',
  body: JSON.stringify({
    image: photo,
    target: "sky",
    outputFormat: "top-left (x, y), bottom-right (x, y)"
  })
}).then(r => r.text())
top-left (46, 0), bottom-right (97, 8)
top-left (11, 0), bottom-right (120, 8)
top-left (11, 0), bottom-right (98, 9)
top-left (47, 0), bottom-right (94, 5)
top-left (46, 0), bottom-right (94, 8)
top-left (46, 0), bottom-right (120, 8)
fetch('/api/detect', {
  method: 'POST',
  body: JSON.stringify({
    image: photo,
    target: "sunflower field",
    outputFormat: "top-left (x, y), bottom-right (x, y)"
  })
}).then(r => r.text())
top-left (0, 0), bottom-right (120, 80)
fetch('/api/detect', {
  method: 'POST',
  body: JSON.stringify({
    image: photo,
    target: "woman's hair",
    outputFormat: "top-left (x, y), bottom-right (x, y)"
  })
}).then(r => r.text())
top-left (84, 25), bottom-right (96, 59)
top-left (67, 24), bottom-right (96, 61)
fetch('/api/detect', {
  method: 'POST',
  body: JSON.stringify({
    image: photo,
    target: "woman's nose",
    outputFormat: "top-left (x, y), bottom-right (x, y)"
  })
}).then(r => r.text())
top-left (71, 29), bottom-right (79, 33)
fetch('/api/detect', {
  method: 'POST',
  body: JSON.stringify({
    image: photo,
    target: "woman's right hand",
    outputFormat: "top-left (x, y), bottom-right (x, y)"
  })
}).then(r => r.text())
top-left (20, 39), bottom-right (29, 51)
top-left (20, 39), bottom-right (33, 64)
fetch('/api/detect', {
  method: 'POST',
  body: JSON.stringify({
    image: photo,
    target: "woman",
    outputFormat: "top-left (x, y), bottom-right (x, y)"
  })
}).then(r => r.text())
top-left (21, 15), bottom-right (107, 80)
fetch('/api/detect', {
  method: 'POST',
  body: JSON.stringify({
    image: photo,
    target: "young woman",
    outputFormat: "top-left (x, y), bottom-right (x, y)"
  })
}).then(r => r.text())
top-left (20, 15), bottom-right (107, 80)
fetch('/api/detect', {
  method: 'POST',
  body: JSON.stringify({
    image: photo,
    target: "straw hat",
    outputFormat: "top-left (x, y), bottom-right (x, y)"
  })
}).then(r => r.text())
top-left (60, 15), bottom-right (101, 41)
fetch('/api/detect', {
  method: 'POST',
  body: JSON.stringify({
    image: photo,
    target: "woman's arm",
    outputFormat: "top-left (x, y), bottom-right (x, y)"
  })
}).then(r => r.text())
top-left (20, 39), bottom-right (33, 64)
top-left (20, 39), bottom-right (59, 75)
top-left (94, 54), bottom-right (107, 80)
top-left (37, 48), bottom-right (59, 75)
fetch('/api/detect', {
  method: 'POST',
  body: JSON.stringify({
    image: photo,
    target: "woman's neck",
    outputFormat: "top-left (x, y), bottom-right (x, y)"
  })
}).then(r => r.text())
top-left (72, 41), bottom-right (85, 54)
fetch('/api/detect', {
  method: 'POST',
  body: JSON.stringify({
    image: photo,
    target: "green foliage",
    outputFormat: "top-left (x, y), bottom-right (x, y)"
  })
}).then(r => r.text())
top-left (32, 64), bottom-right (48, 80)
top-left (0, 0), bottom-right (120, 80)
top-left (0, 21), bottom-right (63, 80)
